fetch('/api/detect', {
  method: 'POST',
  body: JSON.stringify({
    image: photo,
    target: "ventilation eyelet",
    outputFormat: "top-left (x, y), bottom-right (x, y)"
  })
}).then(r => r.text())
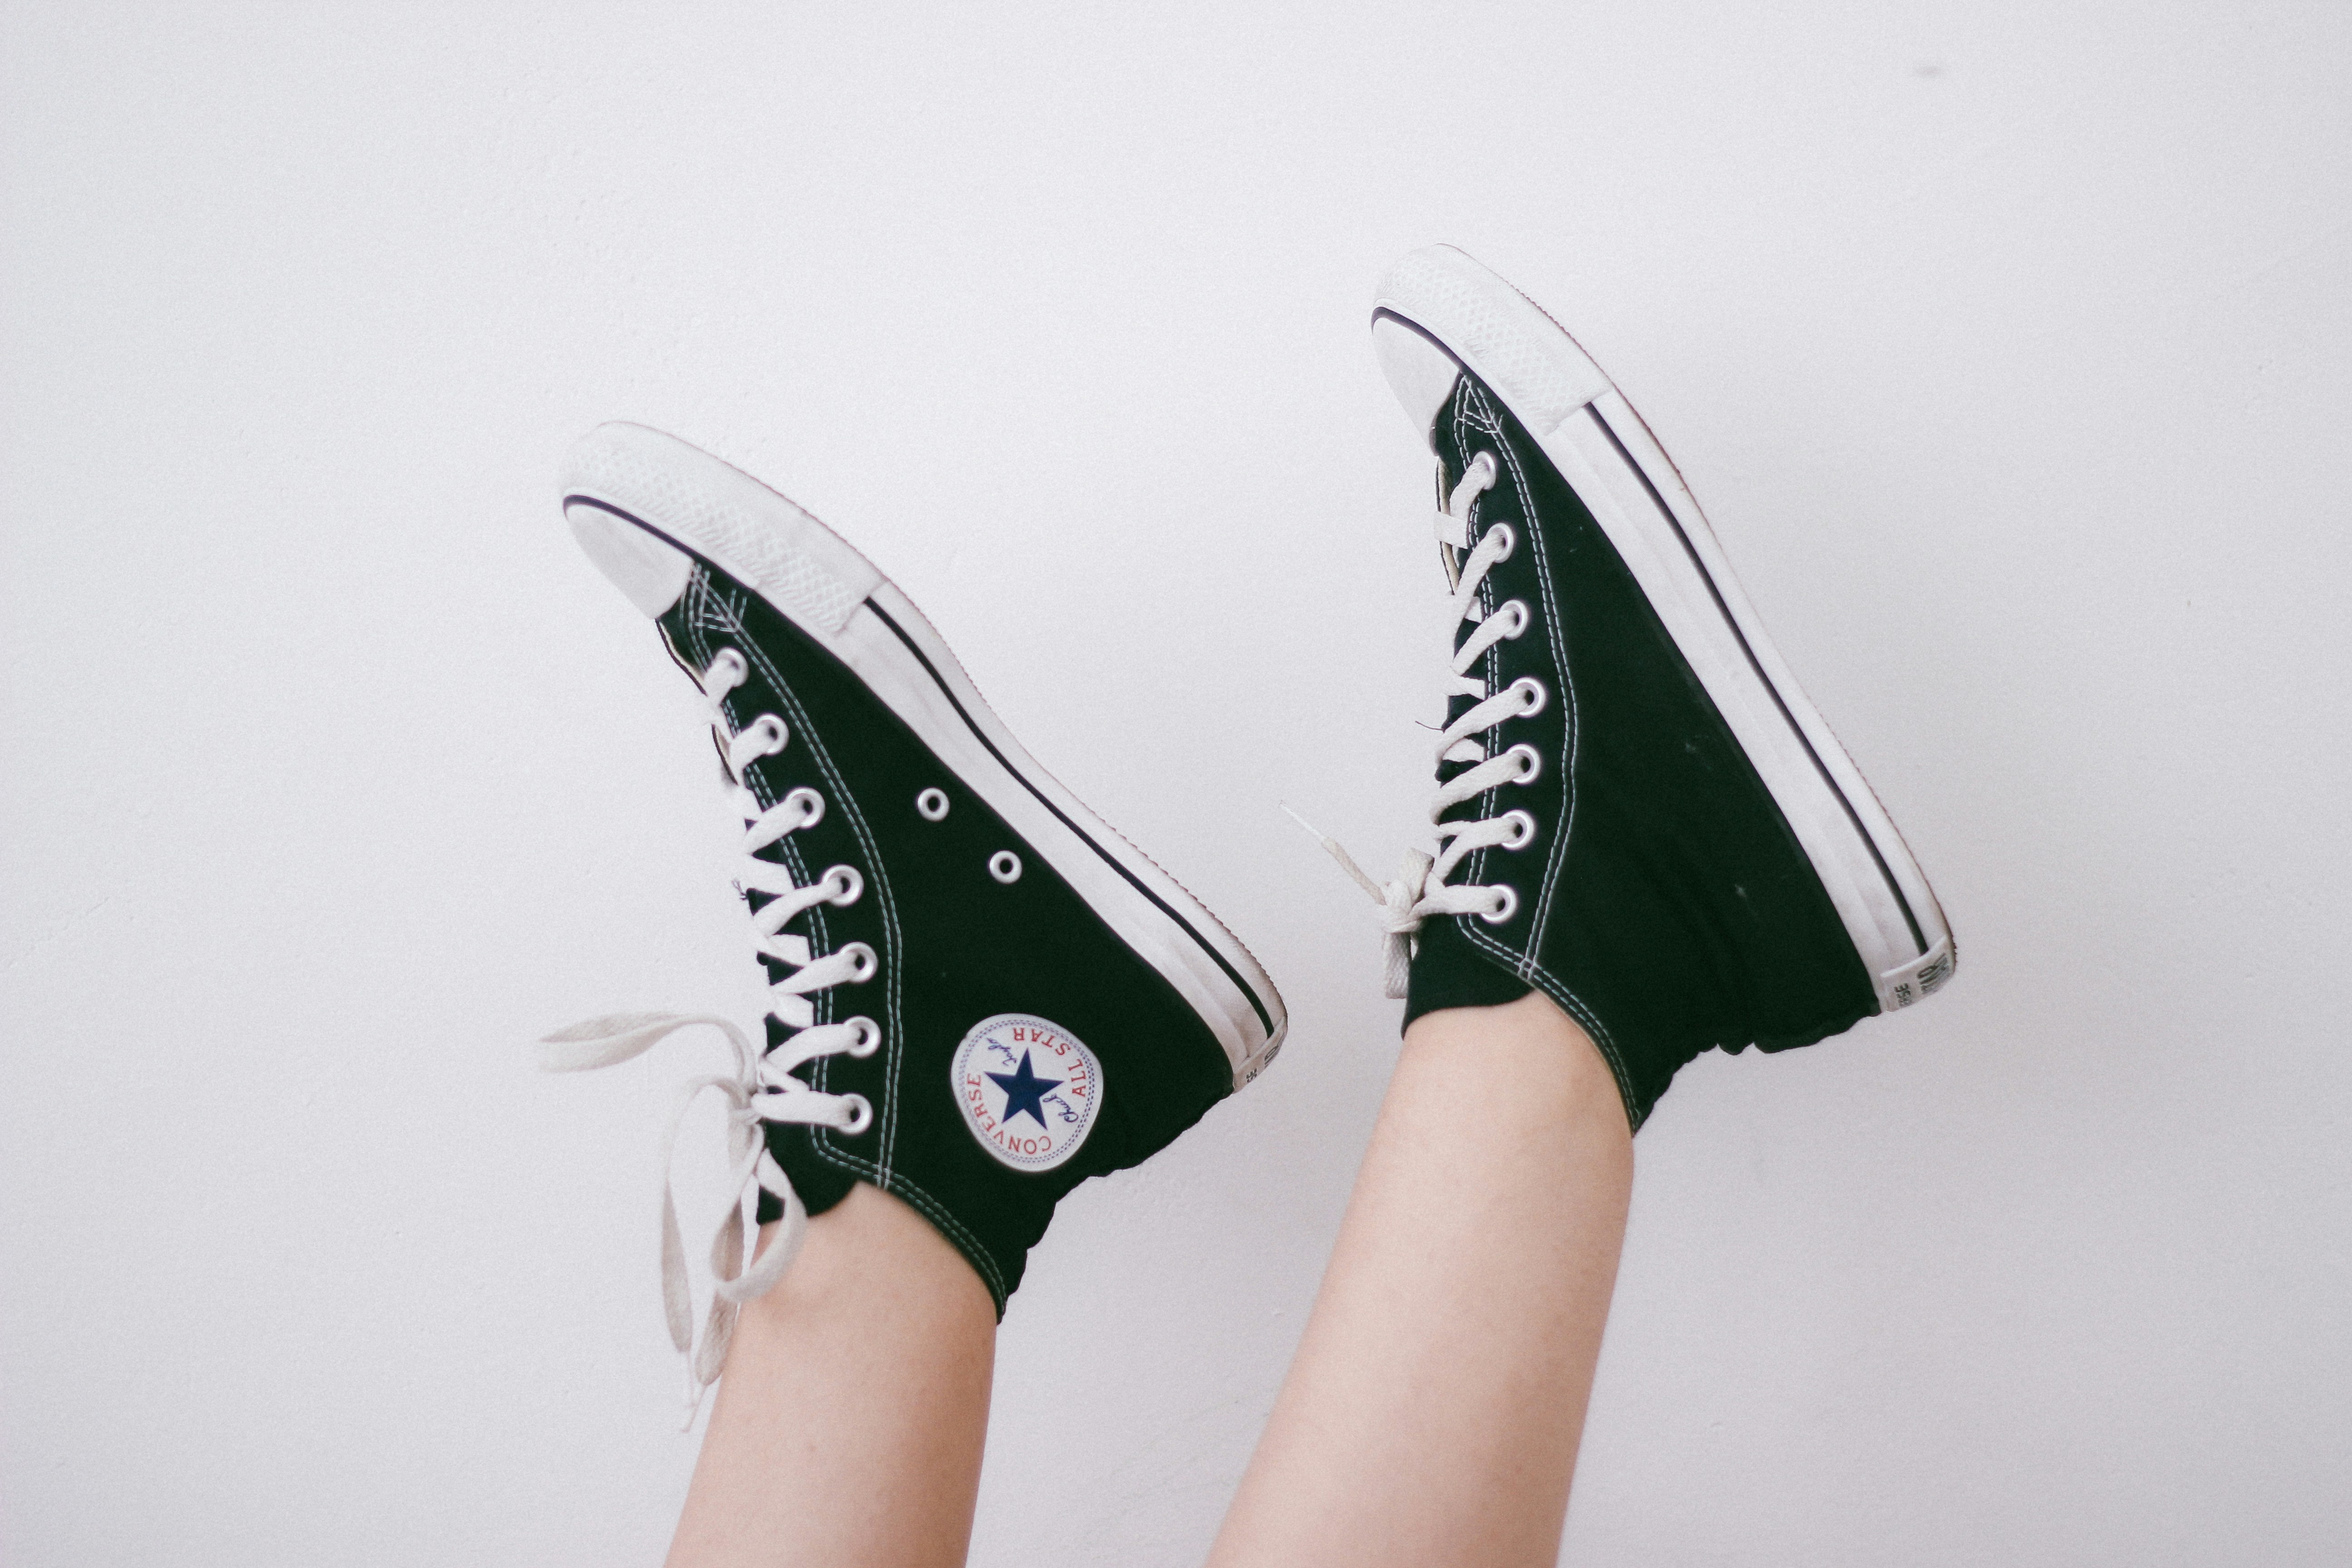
top-left (823, 865), bottom-right (864, 906)
top-left (1506, 743), bottom-right (1542, 784)
top-left (836, 1093), bottom-right (874, 1137)
top-left (841, 941), bottom-right (878, 983)
top-left (1500, 809), bottom-right (1538, 850)
top-left (845, 1016), bottom-right (881, 1057)
top-left (916, 788), bottom-right (950, 821)
top-left (1479, 883), bottom-right (1520, 925)
top-left (988, 851), bottom-right (1022, 884)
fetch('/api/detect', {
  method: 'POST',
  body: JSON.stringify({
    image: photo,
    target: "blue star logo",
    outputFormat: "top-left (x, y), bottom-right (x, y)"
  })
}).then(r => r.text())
top-left (986, 1049), bottom-right (1062, 1130)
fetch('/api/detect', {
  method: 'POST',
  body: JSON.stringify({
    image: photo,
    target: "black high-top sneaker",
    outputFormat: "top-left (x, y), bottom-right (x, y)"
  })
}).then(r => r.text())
top-left (1347, 245), bottom-right (1954, 1131)
top-left (539, 423), bottom-right (1285, 1409)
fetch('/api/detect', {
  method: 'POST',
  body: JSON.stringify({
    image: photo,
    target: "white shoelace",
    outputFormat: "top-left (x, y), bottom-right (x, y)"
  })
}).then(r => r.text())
top-left (1292, 451), bottom-right (1545, 995)
top-left (541, 646), bottom-right (878, 1422)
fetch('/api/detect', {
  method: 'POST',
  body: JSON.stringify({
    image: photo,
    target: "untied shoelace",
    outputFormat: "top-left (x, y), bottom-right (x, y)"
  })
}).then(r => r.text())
top-left (541, 646), bottom-right (878, 1423)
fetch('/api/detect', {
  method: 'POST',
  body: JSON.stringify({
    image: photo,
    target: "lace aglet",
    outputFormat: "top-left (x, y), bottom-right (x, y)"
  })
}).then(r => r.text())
top-left (1279, 803), bottom-right (1354, 872)
top-left (1279, 801), bottom-right (1328, 846)
top-left (680, 1359), bottom-right (722, 1431)
top-left (1279, 803), bottom-right (1386, 904)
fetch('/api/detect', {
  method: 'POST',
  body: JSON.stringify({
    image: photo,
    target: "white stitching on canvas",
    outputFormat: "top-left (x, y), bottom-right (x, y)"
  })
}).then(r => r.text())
top-left (662, 569), bottom-right (1012, 1311)
top-left (1447, 387), bottom-right (1630, 1122)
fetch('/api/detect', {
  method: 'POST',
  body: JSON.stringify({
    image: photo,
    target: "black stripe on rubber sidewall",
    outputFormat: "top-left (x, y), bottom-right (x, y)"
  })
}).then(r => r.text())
top-left (863, 600), bottom-right (1278, 1038)
top-left (1580, 411), bottom-right (1929, 957)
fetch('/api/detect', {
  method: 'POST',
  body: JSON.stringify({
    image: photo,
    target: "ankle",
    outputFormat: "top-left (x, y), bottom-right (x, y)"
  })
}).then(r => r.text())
top-left (1397, 991), bottom-right (1631, 1143)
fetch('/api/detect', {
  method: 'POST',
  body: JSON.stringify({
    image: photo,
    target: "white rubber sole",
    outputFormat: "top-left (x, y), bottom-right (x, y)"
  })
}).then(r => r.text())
top-left (1373, 247), bottom-right (1955, 1012)
top-left (560, 422), bottom-right (1288, 1085)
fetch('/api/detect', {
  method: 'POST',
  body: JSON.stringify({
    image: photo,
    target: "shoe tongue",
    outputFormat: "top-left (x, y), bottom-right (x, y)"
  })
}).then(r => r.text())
top-left (568, 497), bottom-right (692, 616)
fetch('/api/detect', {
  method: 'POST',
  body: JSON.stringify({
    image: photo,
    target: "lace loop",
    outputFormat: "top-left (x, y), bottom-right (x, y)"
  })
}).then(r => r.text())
top-left (541, 646), bottom-right (882, 1421)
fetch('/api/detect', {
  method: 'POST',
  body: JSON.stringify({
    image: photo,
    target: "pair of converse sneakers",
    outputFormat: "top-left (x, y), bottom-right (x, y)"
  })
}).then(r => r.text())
top-left (542, 246), bottom-right (1955, 1410)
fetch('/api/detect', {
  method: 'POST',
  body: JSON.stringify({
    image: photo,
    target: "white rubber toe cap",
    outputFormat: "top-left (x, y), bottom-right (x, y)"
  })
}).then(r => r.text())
top-left (1371, 313), bottom-right (1462, 449)
top-left (1372, 246), bottom-right (1613, 439)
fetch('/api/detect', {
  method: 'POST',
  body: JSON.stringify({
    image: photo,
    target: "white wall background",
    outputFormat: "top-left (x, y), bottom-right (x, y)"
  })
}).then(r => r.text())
top-left (5, 2), bottom-right (2348, 1563)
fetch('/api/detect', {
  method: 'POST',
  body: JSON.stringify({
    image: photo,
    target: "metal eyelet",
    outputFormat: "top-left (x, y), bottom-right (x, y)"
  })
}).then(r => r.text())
top-left (782, 786), bottom-right (825, 829)
top-left (743, 714), bottom-right (787, 755)
top-left (1500, 809), bottom-right (1538, 850)
top-left (916, 788), bottom-right (950, 821)
top-left (823, 865), bottom-right (863, 906)
top-left (841, 941), bottom-right (878, 983)
top-left (988, 851), bottom-right (1022, 884)
top-left (836, 1093), bottom-right (874, 1137)
top-left (1496, 599), bottom-right (1531, 638)
top-left (1486, 522), bottom-right (1517, 561)
top-left (1506, 743), bottom-right (1542, 784)
top-left (845, 1017), bottom-right (881, 1058)
top-left (1479, 883), bottom-right (1520, 925)
top-left (706, 648), bottom-right (748, 687)
top-left (1510, 676), bottom-right (1548, 717)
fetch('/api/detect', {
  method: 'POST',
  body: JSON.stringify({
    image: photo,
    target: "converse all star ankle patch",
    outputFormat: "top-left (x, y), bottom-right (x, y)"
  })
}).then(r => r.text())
top-left (951, 1014), bottom-right (1103, 1172)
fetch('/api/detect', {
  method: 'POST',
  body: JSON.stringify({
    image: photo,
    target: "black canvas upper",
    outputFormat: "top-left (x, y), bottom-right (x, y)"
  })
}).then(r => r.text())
top-left (657, 564), bottom-right (1234, 1313)
top-left (1402, 371), bottom-right (1879, 1129)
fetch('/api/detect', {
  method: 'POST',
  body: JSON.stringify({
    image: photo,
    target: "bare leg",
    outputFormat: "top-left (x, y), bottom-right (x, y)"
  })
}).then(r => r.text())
top-left (666, 1183), bottom-right (997, 1568)
top-left (1208, 992), bottom-right (1633, 1568)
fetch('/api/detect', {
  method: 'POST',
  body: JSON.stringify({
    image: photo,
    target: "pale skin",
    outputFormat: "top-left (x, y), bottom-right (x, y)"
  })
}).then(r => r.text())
top-left (666, 990), bottom-right (1633, 1568)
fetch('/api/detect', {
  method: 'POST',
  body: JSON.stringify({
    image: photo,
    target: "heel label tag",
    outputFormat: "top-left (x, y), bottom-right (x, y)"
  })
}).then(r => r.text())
top-left (1882, 941), bottom-right (1956, 1010)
